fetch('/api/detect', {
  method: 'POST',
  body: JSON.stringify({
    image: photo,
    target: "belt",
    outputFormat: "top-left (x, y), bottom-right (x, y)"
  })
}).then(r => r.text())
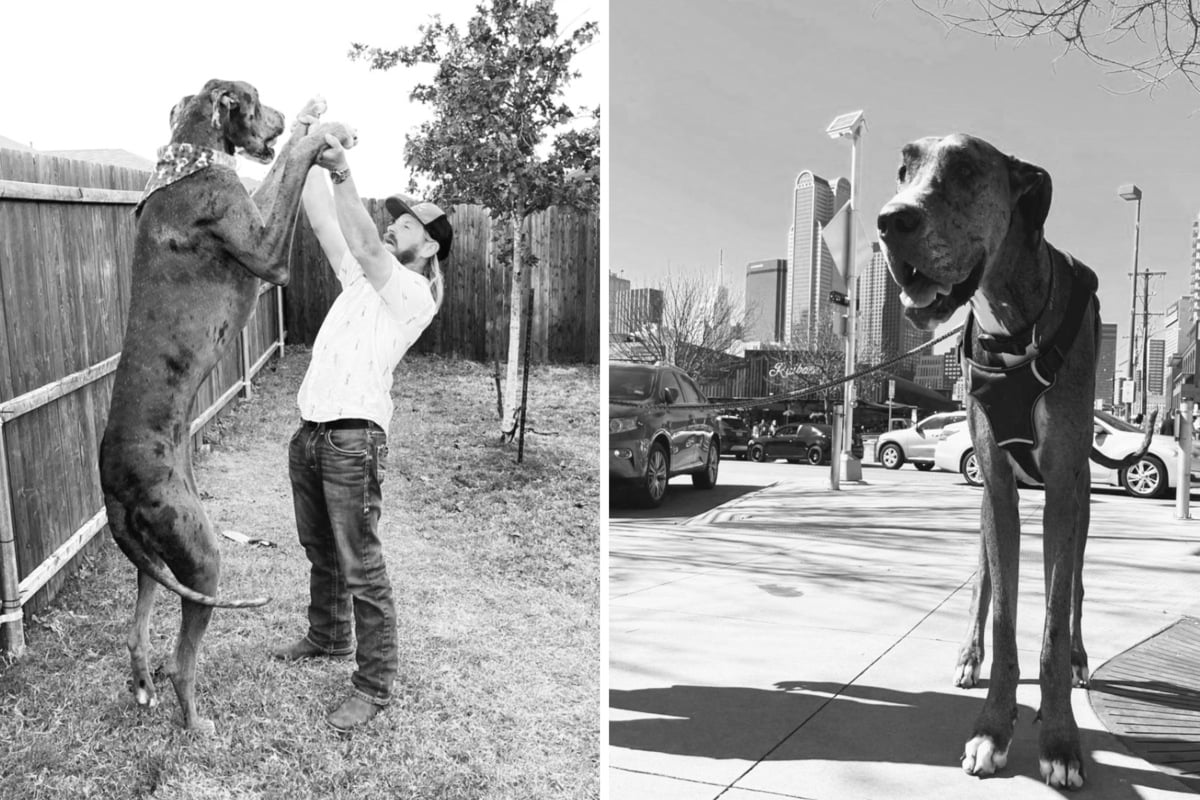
top-left (302, 418), bottom-right (383, 432)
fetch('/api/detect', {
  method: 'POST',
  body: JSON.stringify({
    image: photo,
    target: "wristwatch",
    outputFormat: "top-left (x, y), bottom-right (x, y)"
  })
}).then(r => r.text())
top-left (330, 167), bottom-right (351, 184)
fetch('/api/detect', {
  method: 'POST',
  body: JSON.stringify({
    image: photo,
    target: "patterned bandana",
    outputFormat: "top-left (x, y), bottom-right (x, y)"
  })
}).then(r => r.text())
top-left (135, 143), bottom-right (237, 215)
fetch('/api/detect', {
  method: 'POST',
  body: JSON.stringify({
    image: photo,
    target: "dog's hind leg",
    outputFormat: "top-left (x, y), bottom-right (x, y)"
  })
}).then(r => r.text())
top-left (955, 537), bottom-right (990, 688)
top-left (129, 568), bottom-right (161, 709)
top-left (1069, 478), bottom-right (1090, 687)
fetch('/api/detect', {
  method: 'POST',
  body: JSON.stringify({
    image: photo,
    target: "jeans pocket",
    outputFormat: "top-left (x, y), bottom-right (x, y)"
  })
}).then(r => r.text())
top-left (374, 441), bottom-right (388, 485)
top-left (326, 428), bottom-right (370, 457)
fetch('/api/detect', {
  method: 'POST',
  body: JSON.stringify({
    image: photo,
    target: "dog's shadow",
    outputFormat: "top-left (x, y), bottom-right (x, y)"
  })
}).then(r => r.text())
top-left (610, 680), bottom-right (1198, 795)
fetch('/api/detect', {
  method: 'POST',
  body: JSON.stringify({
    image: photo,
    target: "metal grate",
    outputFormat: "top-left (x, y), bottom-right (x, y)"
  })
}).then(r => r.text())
top-left (1089, 616), bottom-right (1200, 791)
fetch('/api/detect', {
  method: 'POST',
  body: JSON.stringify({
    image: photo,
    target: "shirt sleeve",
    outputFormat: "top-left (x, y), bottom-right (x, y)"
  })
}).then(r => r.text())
top-left (376, 255), bottom-right (439, 332)
top-left (334, 249), bottom-right (361, 287)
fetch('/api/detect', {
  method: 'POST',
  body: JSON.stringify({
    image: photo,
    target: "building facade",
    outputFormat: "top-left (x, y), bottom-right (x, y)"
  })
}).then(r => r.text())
top-left (785, 170), bottom-right (849, 345)
top-left (744, 259), bottom-right (788, 343)
top-left (609, 272), bottom-right (631, 335)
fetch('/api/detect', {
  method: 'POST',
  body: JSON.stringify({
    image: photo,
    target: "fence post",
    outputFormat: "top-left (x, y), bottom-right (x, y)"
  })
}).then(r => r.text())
top-left (0, 422), bottom-right (26, 656)
top-left (239, 329), bottom-right (252, 400)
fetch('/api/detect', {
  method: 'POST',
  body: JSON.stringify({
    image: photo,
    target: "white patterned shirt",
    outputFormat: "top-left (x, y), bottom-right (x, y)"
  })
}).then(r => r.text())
top-left (297, 250), bottom-right (438, 430)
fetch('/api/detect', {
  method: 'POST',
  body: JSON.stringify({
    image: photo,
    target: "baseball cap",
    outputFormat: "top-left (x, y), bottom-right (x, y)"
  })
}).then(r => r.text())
top-left (385, 194), bottom-right (453, 262)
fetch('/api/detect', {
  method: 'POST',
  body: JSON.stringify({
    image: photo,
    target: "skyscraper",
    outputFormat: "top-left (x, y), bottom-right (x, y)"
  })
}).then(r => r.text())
top-left (858, 243), bottom-right (931, 379)
top-left (785, 170), bottom-right (849, 345)
top-left (744, 259), bottom-right (787, 343)
top-left (1096, 322), bottom-right (1118, 410)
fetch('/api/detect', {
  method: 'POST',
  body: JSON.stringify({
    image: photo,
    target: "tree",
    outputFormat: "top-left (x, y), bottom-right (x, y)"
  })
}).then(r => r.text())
top-left (759, 319), bottom-right (887, 418)
top-left (350, 0), bottom-right (599, 439)
top-left (915, 0), bottom-right (1200, 91)
top-left (623, 274), bottom-right (745, 385)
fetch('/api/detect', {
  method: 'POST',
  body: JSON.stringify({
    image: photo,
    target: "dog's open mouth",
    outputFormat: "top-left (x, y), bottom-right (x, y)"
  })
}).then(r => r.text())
top-left (238, 134), bottom-right (279, 165)
top-left (896, 256), bottom-right (986, 326)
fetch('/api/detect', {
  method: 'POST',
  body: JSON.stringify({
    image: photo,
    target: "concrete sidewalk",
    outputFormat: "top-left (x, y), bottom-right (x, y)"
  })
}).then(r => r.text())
top-left (608, 470), bottom-right (1200, 799)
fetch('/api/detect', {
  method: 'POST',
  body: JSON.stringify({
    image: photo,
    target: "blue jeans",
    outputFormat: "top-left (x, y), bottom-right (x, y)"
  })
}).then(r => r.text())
top-left (288, 421), bottom-right (396, 705)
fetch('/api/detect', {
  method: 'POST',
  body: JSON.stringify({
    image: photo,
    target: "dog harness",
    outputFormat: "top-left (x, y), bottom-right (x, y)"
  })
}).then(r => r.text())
top-left (960, 250), bottom-right (1098, 483)
top-left (135, 143), bottom-right (237, 215)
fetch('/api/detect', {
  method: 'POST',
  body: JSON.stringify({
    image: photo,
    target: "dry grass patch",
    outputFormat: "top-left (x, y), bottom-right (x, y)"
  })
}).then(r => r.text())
top-left (0, 350), bottom-right (599, 800)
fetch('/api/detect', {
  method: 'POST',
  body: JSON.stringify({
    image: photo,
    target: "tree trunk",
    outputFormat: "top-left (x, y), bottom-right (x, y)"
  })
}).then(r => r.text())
top-left (500, 213), bottom-right (524, 438)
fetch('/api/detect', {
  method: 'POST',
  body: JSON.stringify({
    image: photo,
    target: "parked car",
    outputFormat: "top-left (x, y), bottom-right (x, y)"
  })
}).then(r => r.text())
top-left (875, 411), bottom-right (967, 470)
top-left (716, 415), bottom-right (751, 458)
top-left (748, 422), bottom-right (864, 465)
top-left (932, 410), bottom-right (1194, 498)
top-left (609, 362), bottom-right (720, 507)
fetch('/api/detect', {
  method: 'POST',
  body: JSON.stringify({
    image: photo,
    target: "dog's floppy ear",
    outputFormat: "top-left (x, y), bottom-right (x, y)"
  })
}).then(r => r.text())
top-left (209, 88), bottom-right (238, 130)
top-left (1008, 155), bottom-right (1052, 235)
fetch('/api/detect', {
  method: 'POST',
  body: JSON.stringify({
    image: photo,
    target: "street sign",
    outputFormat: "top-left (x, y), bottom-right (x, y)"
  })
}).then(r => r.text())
top-left (888, 379), bottom-right (895, 401)
top-left (829, 290), bottom-right (848, 306)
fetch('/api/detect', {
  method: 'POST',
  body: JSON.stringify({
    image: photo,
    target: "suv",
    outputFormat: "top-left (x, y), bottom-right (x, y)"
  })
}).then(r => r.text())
top-left (716, 415), bottom-right (751, 459)
top-left (875, 410), bottom-right (967, 470)
top-left (609, 363), bottom-right (720, 507)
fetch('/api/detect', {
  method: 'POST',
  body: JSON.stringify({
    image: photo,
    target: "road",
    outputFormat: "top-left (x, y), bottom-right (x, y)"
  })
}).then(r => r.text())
top-left (608, 453), bottom-right (1183, 524)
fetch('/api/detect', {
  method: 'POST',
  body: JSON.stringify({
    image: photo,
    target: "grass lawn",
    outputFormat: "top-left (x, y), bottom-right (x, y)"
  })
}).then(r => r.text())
top-left (0, 349), bottom-right (600, 799)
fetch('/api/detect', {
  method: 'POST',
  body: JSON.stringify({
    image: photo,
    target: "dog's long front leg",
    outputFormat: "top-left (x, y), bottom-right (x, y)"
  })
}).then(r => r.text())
top-left (963, 455), bottom-right (1021, 778)
top-left (1037, 467), bottom-right (1087, 789)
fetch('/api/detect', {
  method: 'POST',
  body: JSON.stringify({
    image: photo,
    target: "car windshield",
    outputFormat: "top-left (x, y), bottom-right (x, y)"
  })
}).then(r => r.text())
top-left (610, 365), bottom-right (655, 401)
top-left (1094, 409), bottom-right (1142, 433)
top-left (719, 417), bottom-right (746, 429)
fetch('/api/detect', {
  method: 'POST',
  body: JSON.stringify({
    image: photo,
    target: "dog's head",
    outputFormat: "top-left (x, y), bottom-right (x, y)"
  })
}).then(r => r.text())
top-left (169, 79), bottom-right (285, 164)
top-left (876, 134), bottom-right (1051, 330)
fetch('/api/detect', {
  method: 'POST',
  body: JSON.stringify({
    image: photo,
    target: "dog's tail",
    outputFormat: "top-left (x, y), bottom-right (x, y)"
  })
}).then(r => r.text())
top-left (1090, 409), bottom-right (1158, 470)
top-left (109, 514), bottom-right (270, 609)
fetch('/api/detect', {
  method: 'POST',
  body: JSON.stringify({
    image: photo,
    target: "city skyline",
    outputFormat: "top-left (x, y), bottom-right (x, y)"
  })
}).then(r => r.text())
top-left (611, 0), bottom-right (1200, 362)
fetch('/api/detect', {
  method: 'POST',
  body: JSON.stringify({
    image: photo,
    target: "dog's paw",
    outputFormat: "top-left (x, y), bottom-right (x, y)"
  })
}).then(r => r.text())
top-left (1039, 757), bottom-right (1084, 789)
top-left (963, 734), bottom-right (1009, 776)
top-left (312, 121), bottom-right (358, 150)
top-left (299, 95), bottom-right (327, 119)
top-left (954, 659), bottom-right (982, 688)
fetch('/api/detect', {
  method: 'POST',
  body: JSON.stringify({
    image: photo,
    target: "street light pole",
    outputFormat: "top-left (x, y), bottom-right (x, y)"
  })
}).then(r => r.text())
top-left (1118, 184), bottom-right (1142, 420)
top-left (827, 110), bottom-right (866, 486)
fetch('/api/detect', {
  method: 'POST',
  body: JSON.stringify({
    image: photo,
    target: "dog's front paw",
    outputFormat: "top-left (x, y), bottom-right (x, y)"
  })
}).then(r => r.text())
top-left (311, 121), bottom-right (357, 150)
top-left (1039, 717), bottom-right (1085, 789)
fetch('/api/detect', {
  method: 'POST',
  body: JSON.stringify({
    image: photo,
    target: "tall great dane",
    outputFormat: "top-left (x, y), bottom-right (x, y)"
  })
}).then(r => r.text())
top-left (100, 80), bottom-right (354, 733)
top-left (877, 133), bottom-right (1152, 789)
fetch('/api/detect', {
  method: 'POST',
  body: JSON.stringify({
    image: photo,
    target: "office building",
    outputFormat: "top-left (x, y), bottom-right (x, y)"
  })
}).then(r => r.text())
top-left (609, 272), bottom-right (631, 334)
top-left (858, 243), bottom-right (932, 380)
top-left (744, 259), bottom-right (788, 343)
top-left (785, 170), bottom-right (849, 345)
top-left (1096, 322), bottom-right (1118, 410)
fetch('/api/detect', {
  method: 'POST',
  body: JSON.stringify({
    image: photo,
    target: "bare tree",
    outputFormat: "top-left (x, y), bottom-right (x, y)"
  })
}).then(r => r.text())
top-left (627, 274), bottom-right (744, 384)
top-left (913, 0), bottom-right (1200, 91)
top-left (759, 319), bottom-right (888, 418)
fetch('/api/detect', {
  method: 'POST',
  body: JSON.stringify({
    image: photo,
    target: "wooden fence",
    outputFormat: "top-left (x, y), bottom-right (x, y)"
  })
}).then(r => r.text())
top-left (286, 203), bottom-right (601, 363)
top-left (0, 149), bottom-right (284, 654)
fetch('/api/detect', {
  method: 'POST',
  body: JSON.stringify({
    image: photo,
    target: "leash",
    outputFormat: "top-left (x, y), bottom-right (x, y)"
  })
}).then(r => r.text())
top-left (612, 323), bottom-right (966, 413)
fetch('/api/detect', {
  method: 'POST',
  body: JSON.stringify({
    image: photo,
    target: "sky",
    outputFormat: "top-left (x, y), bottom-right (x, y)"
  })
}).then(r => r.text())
top-left (610, 0), bottom-right (1200, 361)
top-left (2, 0), bottom-right (604, 201)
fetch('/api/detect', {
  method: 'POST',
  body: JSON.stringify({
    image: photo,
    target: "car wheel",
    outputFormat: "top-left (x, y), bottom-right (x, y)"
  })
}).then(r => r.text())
top-left (961, 450), bottom-right (983, 487)
top-left (749, 444), bottom-right (766, 462)
top-left (806, 445), bottom-right (824, 466)
top-left (915, 462), bottom-right (935, 472)
top-left (693, 443), bottom-right (719, 489)
top-left (1121, 455), bottom-right (1168, 499)
top-left (879, 443), bottom-right (904, 470)
top-left (634, 441), bottom-right (670, 507)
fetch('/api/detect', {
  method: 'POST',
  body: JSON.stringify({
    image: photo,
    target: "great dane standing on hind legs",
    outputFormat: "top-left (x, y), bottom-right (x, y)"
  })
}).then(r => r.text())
top-left (877, 133), bottom-right (1152, 789)
top-left (100, 79), bottom-right (355, 734)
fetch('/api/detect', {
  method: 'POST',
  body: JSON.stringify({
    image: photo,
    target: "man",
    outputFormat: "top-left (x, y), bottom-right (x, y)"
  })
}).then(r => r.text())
top-left (271, 104), bottom-right (453, 733)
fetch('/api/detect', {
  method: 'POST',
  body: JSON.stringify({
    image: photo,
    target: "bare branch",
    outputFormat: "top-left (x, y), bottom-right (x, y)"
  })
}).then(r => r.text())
top-left (911, 0), bottom-right (1200, 92)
